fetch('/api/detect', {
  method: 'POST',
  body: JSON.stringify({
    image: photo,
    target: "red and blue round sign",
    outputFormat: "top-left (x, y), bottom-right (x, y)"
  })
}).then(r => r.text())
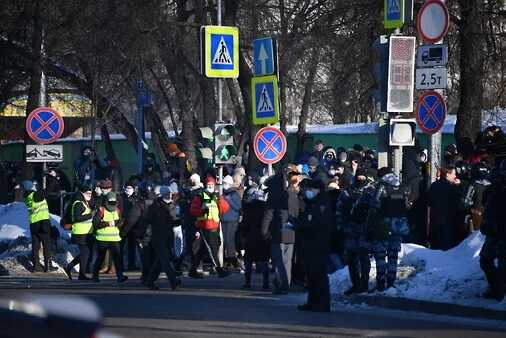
top-left (26, 107), bottom-right (65, 144)
top-left (416, 91), bottom-right (446, 135)
top-left (253, 127), bottom-right (287, 165)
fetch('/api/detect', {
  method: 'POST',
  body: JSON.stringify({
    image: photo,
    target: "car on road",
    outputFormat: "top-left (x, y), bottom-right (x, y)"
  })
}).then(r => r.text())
top-left (0, 294), bottom-right (121, 338)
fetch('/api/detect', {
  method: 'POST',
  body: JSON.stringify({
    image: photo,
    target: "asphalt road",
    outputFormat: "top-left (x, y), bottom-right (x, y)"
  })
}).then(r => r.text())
top-left (0, 272), bottom-right (505, 338)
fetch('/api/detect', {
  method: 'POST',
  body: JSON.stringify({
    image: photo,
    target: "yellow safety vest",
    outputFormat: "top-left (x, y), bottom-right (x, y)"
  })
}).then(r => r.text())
top-left (25, 192), bottom-right (50, 224)
top-left (72, 200), bottom-right (93, 235)
top-left (95, 208), bottom-right (121, 242)
top-left (197, 192), bottom-right (220, 223)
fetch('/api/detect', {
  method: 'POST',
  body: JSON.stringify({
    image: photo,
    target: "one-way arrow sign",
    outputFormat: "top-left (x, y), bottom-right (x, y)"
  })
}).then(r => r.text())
top-left (253, 37), bottom-right (277, 76)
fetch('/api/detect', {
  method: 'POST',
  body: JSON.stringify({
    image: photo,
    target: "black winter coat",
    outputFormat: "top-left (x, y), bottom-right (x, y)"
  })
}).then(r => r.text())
top-left (144, 198), bottom-right (181, 247)
top-left (121, 195), bottom-right (144, 238)
top-left (261, 174), bottom-right (289, 243)
top-left (296, 193), bottom-right (331, 256)
top-left (241, 199), bottom-right (270, 261)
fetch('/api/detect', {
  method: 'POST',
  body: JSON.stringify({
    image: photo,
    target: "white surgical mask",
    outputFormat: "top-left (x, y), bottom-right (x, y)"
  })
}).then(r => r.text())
top-left (305, 190), bottom-right (318, 200)
top-left (124, 187), bottom-right (134, 197)
top-left (162, 197), bottom-right (172, 204)
top-left (206, 186), bottom-right (215, 193)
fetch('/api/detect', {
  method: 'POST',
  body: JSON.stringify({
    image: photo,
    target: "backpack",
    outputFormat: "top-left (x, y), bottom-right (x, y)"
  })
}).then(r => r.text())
top-left (61, 201), bottom-right (74, 230)
top-left (60, 193), bottom-right (78, 230)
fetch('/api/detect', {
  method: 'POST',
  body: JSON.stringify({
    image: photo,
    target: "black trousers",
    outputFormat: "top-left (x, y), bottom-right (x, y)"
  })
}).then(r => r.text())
top-left (141, 241), bottom-right (156, 282)
top-left (303, 253), bottom-right (330, 311)
top-left (145, 240), bottom-right (177, 287)
top-left (347, 248), bottom-right (370, 289)
top-left (120, 232), bottom-right (139, 269)
top-left (221, 221), bottom-right (238, 259)
top-left (178, 225), bottom-right (197, 272)
top-left (30, 220), bottom-right (52, 267)
top-left (191, 229), bottom-right (222, 270)
top-left (93, 241), bottom-right (123, 278)
top-left (68, 234), bottom-right (94, 277)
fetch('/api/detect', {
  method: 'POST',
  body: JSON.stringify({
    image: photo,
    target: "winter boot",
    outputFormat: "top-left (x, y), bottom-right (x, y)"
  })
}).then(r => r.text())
top-left (44, 259), bottom-right (58, 273)
top-left (189, 270), bottom-right (204, 279)
top-left (344, 285), bottom-right (359, 295)
top-left (32, 257), bottom-right (44, 272)
top-left (117, 275), bottom-right (128, 283)
top-left (387, 280), bottom-right (396, 289)
top-left (171, 278), bottom-right (182, 290)
top-left (217, 267), bottom-right (230, 278)
top-left (78, 274), bottom-right (92, 281)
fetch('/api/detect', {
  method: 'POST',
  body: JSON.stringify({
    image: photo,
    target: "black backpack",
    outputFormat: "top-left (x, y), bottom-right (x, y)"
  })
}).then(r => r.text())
top-left (60, 193), bottom-right (77, 230)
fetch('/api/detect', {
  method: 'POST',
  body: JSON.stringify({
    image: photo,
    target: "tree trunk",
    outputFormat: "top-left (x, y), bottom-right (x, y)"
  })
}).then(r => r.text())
top-left (455, 0), bottom-right (485, 148)
top-left (144, 105), bottom-right (171, 170)
top-left (100, 125), bottom-right (123, 191)
top-left (295, 48), bottom-right (320, 161)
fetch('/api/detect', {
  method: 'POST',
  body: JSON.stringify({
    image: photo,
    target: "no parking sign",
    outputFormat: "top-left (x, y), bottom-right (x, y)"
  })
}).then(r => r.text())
top-left (253, 127), bottom-right (287, 165)
top-left (26, 107), bottom-right (64, 144)
top-left (415, 91), bottom-right (446, 135)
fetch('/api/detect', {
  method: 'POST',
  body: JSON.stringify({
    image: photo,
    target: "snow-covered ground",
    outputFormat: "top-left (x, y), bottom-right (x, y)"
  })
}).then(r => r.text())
top-left (330, 232), bottom-right (506, 311)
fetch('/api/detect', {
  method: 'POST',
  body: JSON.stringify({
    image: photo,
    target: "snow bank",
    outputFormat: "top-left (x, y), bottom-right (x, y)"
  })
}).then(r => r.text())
top-left (0, 202), bottom-right (70, 242)
top-left (330, 232), bottom-right (506, 311)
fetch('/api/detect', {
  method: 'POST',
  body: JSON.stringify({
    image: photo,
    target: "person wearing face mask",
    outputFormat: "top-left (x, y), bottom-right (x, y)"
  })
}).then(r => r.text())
top-left (336, 167), bottom-right (375, 295)
top-left (220, 175), bottom-right (242, 270)
top-left (336, 147), bottom-right (347, 164)
top-left (189, 176), bottom-right (231, 278)
top-left (296, 179), bottom-right (331, 312)
top-left (74, 146), bottom-right (107, 189)
top-left (310, 140), bottom-right (325, 163)
top-left (94, 179), bottom-right (116, 274)
top-left (178, 174), bottom-right (204, 274)
top-left (64, 184), bottom-right (96, 280)
top-left (142, 186), bottom-right (182, 290)
top-left (307, 156), bottom-right (329, 189)
top-left (92, 192), bottom-right (128, 283)
top-left (119, 182), bottom-right (144, 271)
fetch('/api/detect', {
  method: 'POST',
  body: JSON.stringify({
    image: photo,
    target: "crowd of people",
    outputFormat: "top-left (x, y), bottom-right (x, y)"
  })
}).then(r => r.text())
top-left (14, 125), bottom-right (506, 312)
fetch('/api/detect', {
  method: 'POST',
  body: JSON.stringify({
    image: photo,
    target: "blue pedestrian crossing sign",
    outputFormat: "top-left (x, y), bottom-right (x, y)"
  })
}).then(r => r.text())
top-left (384, 0), bottom-right (404, 29)
top-left (251, 75), bottom-right (279, 125)
top-left (253, 37), bottom-right (277, 76)
top-left (201, 26), bottom-right (239, 78)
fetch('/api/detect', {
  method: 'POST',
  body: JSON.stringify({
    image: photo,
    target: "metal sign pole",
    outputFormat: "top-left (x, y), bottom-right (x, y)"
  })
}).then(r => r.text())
top-left (217, 0), bottom-right (223, 187)
top-left (216, 0), bottom-right (224, 267)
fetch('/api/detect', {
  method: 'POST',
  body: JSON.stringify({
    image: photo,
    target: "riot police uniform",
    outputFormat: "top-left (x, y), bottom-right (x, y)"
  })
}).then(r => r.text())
top-left (369, 171), bottom-right (410, 291)
top-left (336, 169), bottom-right (375, 294)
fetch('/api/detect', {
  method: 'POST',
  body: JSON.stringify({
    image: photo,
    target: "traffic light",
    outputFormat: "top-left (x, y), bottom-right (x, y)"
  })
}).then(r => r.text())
top-left (214, 123), bottom-right (237, 164)
top-left (197, 127), bottom-right (214, 160)
top-left (389, 118), bottom-right (416, 146)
